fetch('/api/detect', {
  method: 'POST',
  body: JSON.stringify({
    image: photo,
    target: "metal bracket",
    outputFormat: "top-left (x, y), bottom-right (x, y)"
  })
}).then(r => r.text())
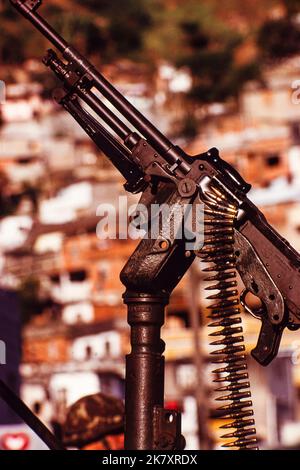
top-left (132, 139), bottom-right (179, 183)
top-left (21, 0), bottom-right (42, 12)
top-left (63, 68), bottom-right (94, 93)
top-left (52, 87), bottom-right (72, 105)
top-left (43, 49), bottom-right (95, 96)
top-left (153, 406), bottom-right (184, 450)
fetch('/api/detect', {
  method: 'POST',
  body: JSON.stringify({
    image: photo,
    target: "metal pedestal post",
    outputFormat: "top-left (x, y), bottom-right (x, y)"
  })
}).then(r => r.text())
top-left (124, 291), bottom-right (182, 450)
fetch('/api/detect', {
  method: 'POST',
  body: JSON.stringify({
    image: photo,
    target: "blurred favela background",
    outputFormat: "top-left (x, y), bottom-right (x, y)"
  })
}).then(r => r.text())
top-left (1, 0), bottom-right (300, 450)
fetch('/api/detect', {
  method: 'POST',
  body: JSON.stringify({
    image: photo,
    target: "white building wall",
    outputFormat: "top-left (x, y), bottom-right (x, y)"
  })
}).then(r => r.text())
top-left (71, 331), bottom-right (121, 361)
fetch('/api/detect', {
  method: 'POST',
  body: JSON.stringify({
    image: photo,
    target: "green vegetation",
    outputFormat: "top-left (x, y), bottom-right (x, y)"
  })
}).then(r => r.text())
top-left (147, 1), bottom-right (259, 103)
top-left (257, 0), bottom-right (300, 60)
top-left (0, 0), bottom-right (152, 64)
top-left (2, 0), bottom-right (300, 104)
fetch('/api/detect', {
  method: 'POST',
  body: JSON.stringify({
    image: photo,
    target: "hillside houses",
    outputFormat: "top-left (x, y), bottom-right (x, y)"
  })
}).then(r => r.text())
top-left (1, 55), bottom-right (300, 448)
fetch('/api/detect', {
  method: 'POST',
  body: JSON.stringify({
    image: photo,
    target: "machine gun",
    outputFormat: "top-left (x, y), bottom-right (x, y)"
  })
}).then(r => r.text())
top-left (8, 0), bottom-right (300, 451)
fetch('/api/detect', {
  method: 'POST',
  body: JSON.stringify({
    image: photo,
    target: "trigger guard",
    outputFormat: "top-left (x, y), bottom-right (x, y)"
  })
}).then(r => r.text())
top-left (240, 289), bottom-right (264, 320)
top-left (234, 230), bottom-right (286, 326)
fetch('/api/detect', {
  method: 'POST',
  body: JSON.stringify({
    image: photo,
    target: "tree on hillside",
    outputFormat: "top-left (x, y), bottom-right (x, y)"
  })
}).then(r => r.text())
top-left (3, 0), bottom-right (300, 116)
top-left (257, 0), bottom-right (300, 60)
top-left (284, 0), bottom-right (300, 15)
top-left (0, 0), bottom-right (152, 64)
top-left (144, 0), bottom-right (260, 105)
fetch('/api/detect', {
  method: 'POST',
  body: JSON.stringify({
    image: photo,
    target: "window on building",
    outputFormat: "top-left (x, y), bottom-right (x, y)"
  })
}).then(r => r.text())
top-left (70, 270), bottom-right (87, 282)
top-left (86, 345), bottom-right (93, 360)
top-left (33, 401), bottom-right (41, 415)
top-left (290, 122), bottom-right (300, 144)
top-left (50, 274), bottom-right (60, 284)
top-left (97, 263), bottom-right (109, 289)
top-left (266, 154), bottom-right (280, 167)
top-left (17, 157), bottom-right (33, 165)
top-left (104, 340), bottom-right (111, 357)
top-left (76, 313), bottom-right (83, 324)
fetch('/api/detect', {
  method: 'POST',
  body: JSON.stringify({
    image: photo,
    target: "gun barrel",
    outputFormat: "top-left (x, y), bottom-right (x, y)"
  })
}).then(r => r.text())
top-left (65, 98), bottom-right (145, 190)
top-left (10, 1), bottom-right (68, 51)
top-left (10, 0), bottom-right (182, 165)
top-left (44, 49), bottom-right (132, 141)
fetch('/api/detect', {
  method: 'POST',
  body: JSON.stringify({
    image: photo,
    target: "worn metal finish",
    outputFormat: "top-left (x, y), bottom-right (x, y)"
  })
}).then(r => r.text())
top-left (120, 184), bottom-right (196, 294)
top-left (153, 407), bottom-right (184, 450)
top-left (123, 292), bottom-right (168, 450)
